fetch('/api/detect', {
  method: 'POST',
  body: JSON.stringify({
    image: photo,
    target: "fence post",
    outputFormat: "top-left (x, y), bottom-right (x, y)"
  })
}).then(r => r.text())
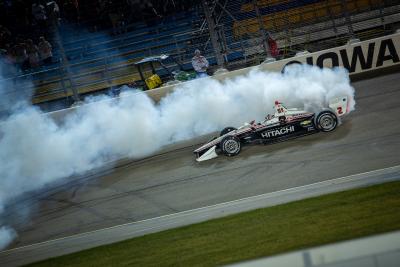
top-left (173, 35), bottom-right (183, 63)
top-left (104, 56), bottom-right (111, 88)
top-left (201, 0), bottom-right (225, 67)
top-left (378, 1), bottom-right (386, 31)
top-left (54, 25), bottom-right (80, 103)
top-left (252, 0), bottom-right (271, 58)
top-left (219, 24), bottom-right (229, 63)
top-left (58, 61), bottom-right (66, 94)
top-left (341, 0), bottom-right (355, 39)
top-left (326, 1), bottom-right (339, 39)
top-left (57, 59), bottom-right (70, 105)
top-left (239, 38), bottom-right (247, 64)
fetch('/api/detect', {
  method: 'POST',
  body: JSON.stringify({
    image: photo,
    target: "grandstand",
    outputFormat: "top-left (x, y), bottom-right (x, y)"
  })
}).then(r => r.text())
top-left (1, 0), bottom-right (400, 112)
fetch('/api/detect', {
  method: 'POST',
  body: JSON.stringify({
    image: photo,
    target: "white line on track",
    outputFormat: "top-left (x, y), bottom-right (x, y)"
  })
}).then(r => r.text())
top-left (1, 165), bottom-right (400, 267)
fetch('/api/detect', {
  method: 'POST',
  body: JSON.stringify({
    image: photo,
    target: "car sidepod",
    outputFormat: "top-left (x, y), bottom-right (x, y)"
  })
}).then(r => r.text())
top-left (257, 116), bottom-right (317, 143)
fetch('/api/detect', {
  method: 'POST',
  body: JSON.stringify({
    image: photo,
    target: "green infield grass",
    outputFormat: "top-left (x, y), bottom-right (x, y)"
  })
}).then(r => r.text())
top-left (27, 181), bottom-right (400, 267)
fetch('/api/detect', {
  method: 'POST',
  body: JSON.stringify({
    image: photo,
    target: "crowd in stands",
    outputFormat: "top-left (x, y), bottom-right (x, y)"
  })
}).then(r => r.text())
top-left (0, 1), bottom-right (61, 38)
top-left (83, 0), bottom-right (200, 34)
top-left (0, 0), bottom-right (201, 76)
top-left (0, 33), bottom-right (53, 74)
top-left (0, 1), bottom-right (60, 75)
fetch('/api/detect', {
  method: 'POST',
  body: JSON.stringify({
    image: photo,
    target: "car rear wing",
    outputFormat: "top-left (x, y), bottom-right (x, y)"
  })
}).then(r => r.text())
top-left (328, 96), bottom-right (349, 117)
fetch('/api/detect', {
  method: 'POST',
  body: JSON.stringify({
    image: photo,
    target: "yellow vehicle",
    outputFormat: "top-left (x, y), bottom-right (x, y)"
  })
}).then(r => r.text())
top-left (134, 54), bottom-right (196, 90)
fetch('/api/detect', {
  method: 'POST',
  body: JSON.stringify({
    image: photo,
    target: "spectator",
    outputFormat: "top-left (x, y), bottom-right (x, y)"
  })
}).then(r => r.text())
top-left (126, 0), bottom-right (143, 22)
top-left (3, 44), bottom-right (15, 66)
top-left (268, 36), bottom-right (279, 58)
top-left (46, 1), bottom-right (61, 27)
top-left (0, 47), bottom-right (7, 60)
top-left (0, 25), bottom-right (12, 49)
top-left (126, 80), bottom-right (139, 89)
top-left (38, 36), bottom-right (53, 65)
top-left (191, 49), bottom-right (209, 78)
top-left (2, 44), bottom-right (17, 77)
top-left (26, 39), bottom-right (40, 69)
top-left (13, 40), bottom-right (29, 71)
top-left (62, 0), bottom-right (80, 23)
top-left (109, 9), bottom-right (126, 35)
top-left (32, 1), bottom-right (48, 29)
top-left (13, 0), bottom-right (31, 35)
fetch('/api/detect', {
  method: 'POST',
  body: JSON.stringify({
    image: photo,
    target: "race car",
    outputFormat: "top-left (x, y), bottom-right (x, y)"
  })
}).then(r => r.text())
top-left (194, 96), bottom-right (350, 162)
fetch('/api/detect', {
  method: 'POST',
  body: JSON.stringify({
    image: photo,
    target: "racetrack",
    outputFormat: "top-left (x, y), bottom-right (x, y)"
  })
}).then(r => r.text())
top-left (4, 71), bottom-right (400, 250)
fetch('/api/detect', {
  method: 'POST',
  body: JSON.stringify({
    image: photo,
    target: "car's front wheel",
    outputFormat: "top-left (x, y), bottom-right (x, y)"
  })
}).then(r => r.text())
top-left (315, 110), bottom-right (338, 132)
top-left (221, 136), bottom-right (241, 157)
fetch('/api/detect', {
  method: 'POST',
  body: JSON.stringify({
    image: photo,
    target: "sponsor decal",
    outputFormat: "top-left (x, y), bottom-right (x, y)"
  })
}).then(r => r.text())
top-left (282, 36), bottom-right (400, 74)
top-left (261, 125), bottom-right (295, 138)
top-left (300, 120), bottom-right (312, 126)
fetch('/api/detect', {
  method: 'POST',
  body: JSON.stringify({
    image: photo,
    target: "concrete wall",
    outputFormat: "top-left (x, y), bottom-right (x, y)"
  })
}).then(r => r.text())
top-left (229, 230), bottom-right (400, 267)
top-left (48, 32), bottom-right (400, 122)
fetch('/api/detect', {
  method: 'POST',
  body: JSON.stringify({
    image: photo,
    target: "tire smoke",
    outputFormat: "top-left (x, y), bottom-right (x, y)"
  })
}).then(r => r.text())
top-left (0, 65), bottom-right (355, 250)
top-left (0, 226), bottom-right (17, 250)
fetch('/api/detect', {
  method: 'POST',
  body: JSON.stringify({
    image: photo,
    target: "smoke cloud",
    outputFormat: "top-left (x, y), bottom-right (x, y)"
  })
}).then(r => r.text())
top-left (0, 226), bottom-right (17, 250)
top-left (0, 65), bottom-right (355, 250)
top-left (0, 69), bottom-right (34, 118)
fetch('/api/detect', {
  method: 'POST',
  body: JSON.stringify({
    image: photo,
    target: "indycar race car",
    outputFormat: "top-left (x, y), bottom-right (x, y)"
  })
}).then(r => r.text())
top-left (194, 97), bottom-right (350, 162)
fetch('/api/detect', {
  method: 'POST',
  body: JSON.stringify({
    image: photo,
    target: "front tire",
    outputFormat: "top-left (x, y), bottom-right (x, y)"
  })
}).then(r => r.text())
top-left (315, 110), bottom-right (338, 132)
top-left (220, 127), bottom-right (237, 136)
top-left (220, 136), bottom-right (241, 157)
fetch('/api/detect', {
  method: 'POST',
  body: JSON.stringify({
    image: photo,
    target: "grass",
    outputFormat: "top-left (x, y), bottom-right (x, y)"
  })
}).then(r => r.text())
top-left (27, 181), bottom-right (400, 267)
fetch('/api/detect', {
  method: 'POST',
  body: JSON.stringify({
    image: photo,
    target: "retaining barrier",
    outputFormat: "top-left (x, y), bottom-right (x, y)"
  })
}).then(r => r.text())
top-left (48, 32), bottom-right (400, 122)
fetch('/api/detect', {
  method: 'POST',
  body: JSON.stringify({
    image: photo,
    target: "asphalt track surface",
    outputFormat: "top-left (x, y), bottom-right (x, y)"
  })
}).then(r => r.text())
top-left (3, 166), bottom-right (400, 267)
top-left (4, 71), bottom-right (400, 251)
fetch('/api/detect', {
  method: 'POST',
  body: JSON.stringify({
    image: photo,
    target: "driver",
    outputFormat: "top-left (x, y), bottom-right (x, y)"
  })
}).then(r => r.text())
top-left (262, 114), bottom-right (274, 124)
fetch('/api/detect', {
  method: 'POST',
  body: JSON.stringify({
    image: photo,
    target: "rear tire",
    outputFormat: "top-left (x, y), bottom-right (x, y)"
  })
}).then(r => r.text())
top-left (221, 136), bottom-right (241, 157)
top-left (315, 110), bottom-right (338, 132)
top-left (220, 127), bottom-right (237, 136)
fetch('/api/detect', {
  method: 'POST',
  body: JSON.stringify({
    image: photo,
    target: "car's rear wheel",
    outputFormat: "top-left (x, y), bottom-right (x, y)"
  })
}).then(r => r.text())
top-left (220, 127), bottom-right (237, 136)
top-left (315, 110), bottom-right (338, 132)
top-left (221, 136), bottom-right (241, 156)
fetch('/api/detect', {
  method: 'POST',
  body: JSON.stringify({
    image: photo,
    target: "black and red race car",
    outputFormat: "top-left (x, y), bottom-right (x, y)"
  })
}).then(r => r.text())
top-left (194, 96), bottom-right (349, 162)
